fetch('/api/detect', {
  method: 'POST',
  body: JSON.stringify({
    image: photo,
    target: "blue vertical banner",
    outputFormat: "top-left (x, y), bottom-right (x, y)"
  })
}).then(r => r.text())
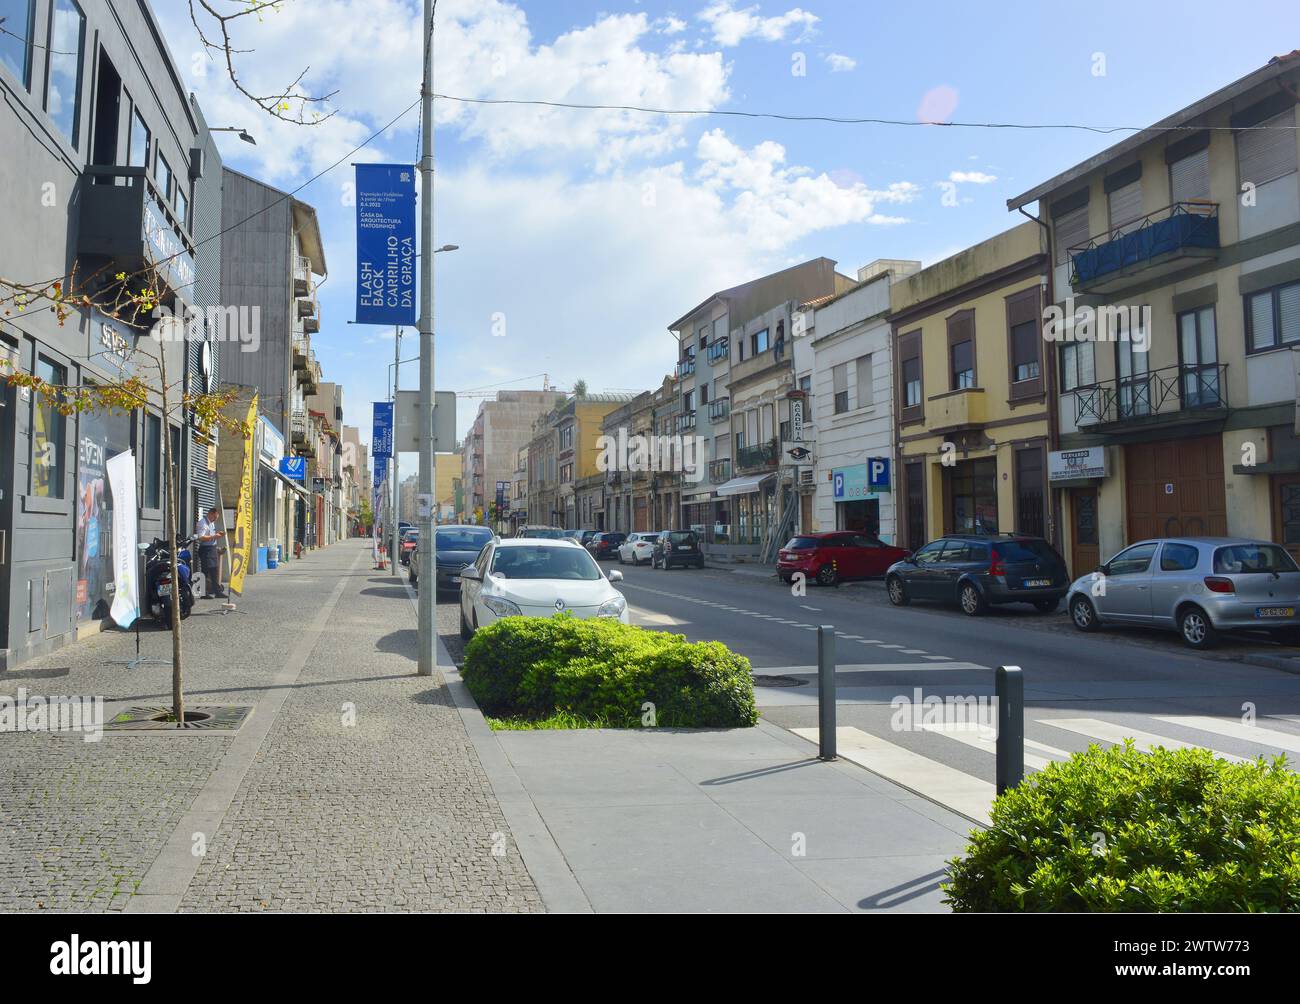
top-left (372, 401), bottom-right (394, 459)
top-left (355, 164), bottom-right (417, 325)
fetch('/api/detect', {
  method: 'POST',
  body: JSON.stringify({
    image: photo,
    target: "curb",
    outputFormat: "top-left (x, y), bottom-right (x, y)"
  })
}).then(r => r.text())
top-left (1242, 652), bottom-right (1300, 675)
top-left (402, 575), bottom-right (593, 915)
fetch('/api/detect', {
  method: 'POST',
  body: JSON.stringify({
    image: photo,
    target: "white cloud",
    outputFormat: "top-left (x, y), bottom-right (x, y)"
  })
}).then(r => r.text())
top-left (948, 170), bottom-right (998, 184)
top-left (698, 2), bottom-right (819, 47)
top-left (694, 129), bottom-right (917, 249)
top-left (824, 53), bottom-right (856, 72)
top-left (657, 16), bottom-right (688, 34)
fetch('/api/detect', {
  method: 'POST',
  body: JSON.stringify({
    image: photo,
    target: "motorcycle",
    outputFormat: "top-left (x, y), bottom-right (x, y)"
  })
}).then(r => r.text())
top-left (141, 535), bottom-right (199, 627)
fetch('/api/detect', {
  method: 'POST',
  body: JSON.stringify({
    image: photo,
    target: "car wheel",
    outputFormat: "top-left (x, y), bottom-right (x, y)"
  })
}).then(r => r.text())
top-left (459, 604), bottom-right (473, 640)
top-left (1069, 595), bottom-right (1099, 632)
top-left (1033, 598), bottom-right (1060, 614)
top-left (1179, 606), bottom-right (1217, 649)
top-left (958, 582), bottom-right (986, 616)
top-left (886, 575), bottom-right (909, 606)
top-left (816, 564), bottom-right (837, 587)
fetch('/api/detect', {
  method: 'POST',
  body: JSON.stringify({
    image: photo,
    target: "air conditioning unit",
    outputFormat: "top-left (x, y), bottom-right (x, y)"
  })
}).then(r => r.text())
top-left (799, 469), bottom-right (815, 486)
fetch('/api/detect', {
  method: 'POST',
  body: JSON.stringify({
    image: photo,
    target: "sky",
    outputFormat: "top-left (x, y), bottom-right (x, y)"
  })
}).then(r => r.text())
top-left (156, 0), bottom-right (1294, 460)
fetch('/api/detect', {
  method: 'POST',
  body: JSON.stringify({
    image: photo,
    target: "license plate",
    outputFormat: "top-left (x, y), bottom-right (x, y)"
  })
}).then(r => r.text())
top-left (158, 585), bottom-right (171, 596)
top-left (1024, 578), bottom-right (1051, 588)
top-left (1256, 606), bottom-right (1295, 618)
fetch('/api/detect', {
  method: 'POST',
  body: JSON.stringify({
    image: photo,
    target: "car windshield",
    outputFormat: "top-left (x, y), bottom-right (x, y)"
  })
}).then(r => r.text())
top-left (436, 529), bottom-right (491, 551)
top-left (491, 546), bottom-right (602, 580)
top-left (522, 528), bottom-right (564, 539)
top-left (785, 537), bottom-right (820, 550)
top-left (669, 531), bottom-right (696, 544)
top-left (1213, 544), bottom-right (1299, 574)
top-left (993, 539), bottom-right (1057, 562)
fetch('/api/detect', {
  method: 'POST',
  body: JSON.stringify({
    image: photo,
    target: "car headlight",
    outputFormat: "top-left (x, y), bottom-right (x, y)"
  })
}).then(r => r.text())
top-left (484, 596), bottom-right (523, 618)
top-left (597, 594), bottom-right (627, 618)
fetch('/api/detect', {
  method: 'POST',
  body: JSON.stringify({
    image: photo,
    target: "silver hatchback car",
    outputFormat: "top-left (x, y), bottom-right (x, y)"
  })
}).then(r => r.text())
top-left (1066, 537), bottom-right (1300, 649)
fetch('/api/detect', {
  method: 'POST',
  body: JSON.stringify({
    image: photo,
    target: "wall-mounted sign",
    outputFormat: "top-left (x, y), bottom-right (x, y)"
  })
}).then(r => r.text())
top-left (1048, 447), bottom-right (1107, 482)
top-left (279, 457), bottom-right (307, 481)
top-left (780, 441), bottom-right (815, 465)
top-left (868, 457), bottom-right (891, 492)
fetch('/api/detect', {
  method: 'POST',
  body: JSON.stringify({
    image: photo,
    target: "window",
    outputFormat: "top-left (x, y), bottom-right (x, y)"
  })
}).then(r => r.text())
top-left (558, 424), bottom-right (573, 450)
top-left (175, 185), bottom-right (189, 229)
top-left (1106, 541), bottom-right (1157, 576)
top-left (832, 363), bottom-right (849, 414)
top-left (713, 316), bottom-right (727, 343)
top-left (855, 354), bottom-right (872, 410)
top-left (698, 383), bottom-right (708, 405)
top-left (0, 0), bottom-right (35, 88)
top-left (1060, 341), bottom-right (1095, 391)
top-left (1006, 285), bottom-right (1042, 397)
top-left (950, 338), bottom-right (973, 389)
top-left (1160, 542), bottom-right (1200, 572)
top-left (1106, 166), bottom-right (1143, 235)
top-left (751, 328), bottom-right (769, 356)
top-left (1245, 280), bottom-right (1300, 352)
top-left (45, 0), bottom-right (85, 148)
top-left (1010, 321), bottom-right (1039, 383)
top-left (947, 309), bottom-right (975, 390)
top-left (798, 374), bottom-right (811, 396)
top-left (898, 330), bottom-right (922, 421)
top-left (1053, 200), bottom-right (1090, 266)
top-left (128, 104), bottom-right (150, 168)
top-left (143, 413), bottom-right (161, 509)
top-left (1237, 110), bottom-right (1298, 188)
top-left (1169, 147), bottom-right (1210, 203)
top-left (1178, 306), bottom-right (1219, 408)
top-left (31, 356), bottom-right (66, 498)
top-left (155, 153), bottom-right (174, 202)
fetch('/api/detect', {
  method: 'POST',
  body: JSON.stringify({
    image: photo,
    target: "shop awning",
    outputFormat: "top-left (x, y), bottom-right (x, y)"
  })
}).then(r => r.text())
top-left (715, 473), bottom-right (775, 497)
top-left (681, 487), bottom-right (716, 503)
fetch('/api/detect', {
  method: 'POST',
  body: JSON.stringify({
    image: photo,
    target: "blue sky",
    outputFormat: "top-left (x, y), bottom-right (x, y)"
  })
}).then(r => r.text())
top-left (158, 0), bottom-right (1292, 458)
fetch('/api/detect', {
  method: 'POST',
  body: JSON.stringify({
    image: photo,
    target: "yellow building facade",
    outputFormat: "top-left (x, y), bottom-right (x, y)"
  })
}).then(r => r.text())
top-left (891, 222), bottom-right (1053, 549)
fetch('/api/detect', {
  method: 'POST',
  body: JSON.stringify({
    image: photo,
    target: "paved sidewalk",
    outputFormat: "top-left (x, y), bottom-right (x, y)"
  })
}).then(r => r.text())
top-left (0, 541), bottom-right (540, 913)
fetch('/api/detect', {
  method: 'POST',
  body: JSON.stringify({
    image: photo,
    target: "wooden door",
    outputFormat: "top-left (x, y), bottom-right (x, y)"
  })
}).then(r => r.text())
top-left (1272, 475), bottom-right (1300, 564)
top-left (1070, 487), bottom-right (1100, 576)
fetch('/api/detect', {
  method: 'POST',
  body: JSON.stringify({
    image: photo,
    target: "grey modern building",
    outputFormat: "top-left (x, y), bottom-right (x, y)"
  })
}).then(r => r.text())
top-left (0, 0), bottom-right (223, 669)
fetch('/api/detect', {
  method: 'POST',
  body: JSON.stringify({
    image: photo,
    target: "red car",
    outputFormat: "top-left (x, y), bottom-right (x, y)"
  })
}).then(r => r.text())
top-left (778, 532), bottom-right (910, 586)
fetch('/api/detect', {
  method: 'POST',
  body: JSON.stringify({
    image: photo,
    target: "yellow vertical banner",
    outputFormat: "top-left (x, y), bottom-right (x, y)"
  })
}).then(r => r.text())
top-left (229, 394), bottom-right (258, 596)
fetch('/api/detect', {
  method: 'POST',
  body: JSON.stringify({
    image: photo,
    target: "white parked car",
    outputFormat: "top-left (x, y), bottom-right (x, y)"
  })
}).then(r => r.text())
top-left (459, 537), bottom-right (629, 639)
top-left (617, 531), bottom-right (660, 566)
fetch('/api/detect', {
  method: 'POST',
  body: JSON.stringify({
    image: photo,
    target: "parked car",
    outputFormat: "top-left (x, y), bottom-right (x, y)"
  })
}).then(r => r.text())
top-left (423, 525), bottom-right (494, 592)
top-left (651, 529), bottom-right (705, 569)
top-left (617, 531), bottom-right (660, 566)
top-left (458, 537), bottom-right (628, 638)
top-left (516, 525), bottom-right (565, 539)
top-left (885, 535), bottom-right (1069, 615)
top-left (398, 529), bottom-right (419, 566)
top-left (1066, 537), bottom-right (1300, 649)
top-left (778, 531), bottom-right (910, 586)
top-left (587, 531), bottom-right (627, 560)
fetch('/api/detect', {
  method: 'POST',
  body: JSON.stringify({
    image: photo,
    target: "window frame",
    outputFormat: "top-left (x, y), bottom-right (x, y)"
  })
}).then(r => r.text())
top-left (946, 308), bottom-right (976, 391)
top-left (43, 0), bottom-right (85, 150)
top-left (1005, 286), bottom-right (1044, 400)
top-left (897, 328), bottom-right (923, 425)
top-left (0, 0), bottom-right (36, 91)
top-left (29, 353), bottom-right (68, 501)
top-left (1244, 279), bottom-right (1300, 354)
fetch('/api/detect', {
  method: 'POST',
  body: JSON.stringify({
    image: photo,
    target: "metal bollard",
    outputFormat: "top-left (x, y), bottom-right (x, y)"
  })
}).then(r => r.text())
top-left (817, 625), bottom-right (837, 761)
top-left (995, 665), bottom-right (1024, 795)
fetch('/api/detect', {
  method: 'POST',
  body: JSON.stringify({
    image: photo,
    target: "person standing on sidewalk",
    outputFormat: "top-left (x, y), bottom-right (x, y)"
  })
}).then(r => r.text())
top-left (195, 507), bottom-right (227, 599)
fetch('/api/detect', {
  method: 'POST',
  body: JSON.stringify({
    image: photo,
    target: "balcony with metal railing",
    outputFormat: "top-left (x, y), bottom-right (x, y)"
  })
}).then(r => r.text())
top-left (79, 166), bottom-right (195, 298)
top-left (293, 255), bottom-right (313, 297)
top-left (735, 438), bottom-right (778, 473)
top-left (1070, 362), bottom-right (1228, 432)
top-left (292, 333), bottom-right (310, 369)
top-left (708, 458), bottom-right (731, 484)
top-left (1068, 202), bottom-right (1219, 293)
top-left (706, 337), bottom-right (729, 364)
top-left (676, 356), bottom-right (696, 379)
top-left (708, 397), bottom-right (730, 423)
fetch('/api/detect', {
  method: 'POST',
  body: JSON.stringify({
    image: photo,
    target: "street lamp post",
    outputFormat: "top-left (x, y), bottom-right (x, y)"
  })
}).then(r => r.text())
top-left (417, 0), bottom-right (437, 676)
top-left (391, 324), bottom-right (401, 579)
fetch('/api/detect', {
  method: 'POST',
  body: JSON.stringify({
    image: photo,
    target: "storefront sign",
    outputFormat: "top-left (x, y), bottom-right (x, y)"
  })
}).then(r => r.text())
top-left (279, 457), bottom-right (306, 481)
top-left (832, 464), bottom-right (869, 500)
top-left (229, 395), bottom-right (258, 596)
top-left (780, 441), bottom-right (815, 465)
top-left (87, 314), bottom-right (138, 377)
top-left (1048, 447), bottom-right (1107, 482)
top-left (868, 457), bottom-right (891, 492)
top-left (790, 398), bottom-right (804, 442)
top-left (258, 416), bottom-right (284, 469)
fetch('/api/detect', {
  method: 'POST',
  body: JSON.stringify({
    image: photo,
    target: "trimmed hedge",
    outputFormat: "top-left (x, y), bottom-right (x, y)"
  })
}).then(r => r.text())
top-left (462, 614), bottom-right (758, 729)
top-left (943, 742), bottom-right (1300, 912)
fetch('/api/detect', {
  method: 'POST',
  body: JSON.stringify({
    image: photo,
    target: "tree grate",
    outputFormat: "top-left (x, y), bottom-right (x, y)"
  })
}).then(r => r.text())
top-left (103, 705), bottom-right (253, 732)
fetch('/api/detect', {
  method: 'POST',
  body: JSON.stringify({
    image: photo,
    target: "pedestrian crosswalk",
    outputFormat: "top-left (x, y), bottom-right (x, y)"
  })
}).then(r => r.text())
top-left (790, 713), bottom-right (1300, 828)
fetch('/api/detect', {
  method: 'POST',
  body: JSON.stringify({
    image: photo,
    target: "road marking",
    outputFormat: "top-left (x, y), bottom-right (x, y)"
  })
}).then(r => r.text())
top-left (800, 605), bottom-right (821, 611)
top-left (901, 648), bottom-right (928, 655)
top-left (1042, 718), bottom-right (1252, 764)
top-left (628, 606), bottom-right (689, 627)
top-left (919, 723), bottom-right (1071, 772)
top-left (839, 634), bottom-right (863, 639)
top-left (878, 644), bottom-right (905, 650)
top-left (1152, 715), bottom-right (1300, 757)
top-left (792, 726), bottom-right (993, 826)
top-left (923, 655), bottom-right (952, 661)
top-left (857, 639), bottom-right (882, 644)
top-left (753, 662), bottom-right (988, 675)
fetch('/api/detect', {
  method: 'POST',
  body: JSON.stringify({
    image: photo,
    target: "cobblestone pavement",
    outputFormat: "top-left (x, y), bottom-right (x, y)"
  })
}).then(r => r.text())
top-left (0, 541), bottom-right (541, 913)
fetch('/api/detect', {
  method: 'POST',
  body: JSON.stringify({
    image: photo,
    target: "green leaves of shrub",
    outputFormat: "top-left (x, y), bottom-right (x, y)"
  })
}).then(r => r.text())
top-left (462, 615), bottom-right (759, 729)
top-left (943, 741), bottom-right (1300, 911)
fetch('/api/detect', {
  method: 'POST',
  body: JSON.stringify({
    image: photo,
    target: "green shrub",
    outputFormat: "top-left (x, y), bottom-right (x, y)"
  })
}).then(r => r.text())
top-left (943, 742), bottom-right (1300, 912)
top-left (462, 615), bottom-right (758, 729)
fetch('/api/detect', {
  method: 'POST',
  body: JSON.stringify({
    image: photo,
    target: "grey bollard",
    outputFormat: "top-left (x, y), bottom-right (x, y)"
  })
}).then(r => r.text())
top-left (818, 625), bottom-right (836, 761)
top-left (995, 665), bottom-right (1024, 795)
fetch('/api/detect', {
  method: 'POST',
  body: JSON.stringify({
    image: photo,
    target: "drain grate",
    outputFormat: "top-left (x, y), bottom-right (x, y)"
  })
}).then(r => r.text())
top-left (751, 674), bottom-right (807, 688)
top-left (104, 705), bottom-right (253, 732)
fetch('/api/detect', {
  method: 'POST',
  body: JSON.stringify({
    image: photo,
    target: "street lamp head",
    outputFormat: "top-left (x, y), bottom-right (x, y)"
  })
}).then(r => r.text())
top-left (435, 244), bottom-right (459, 253)
top-left (238, 130), bottom-right (257, 145)
top-left (212, 126), bottom-right (257, 145)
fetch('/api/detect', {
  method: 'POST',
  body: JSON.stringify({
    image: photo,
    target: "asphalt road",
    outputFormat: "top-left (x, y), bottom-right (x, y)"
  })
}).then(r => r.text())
top-left (431, 559), bottom-right (1300, 826)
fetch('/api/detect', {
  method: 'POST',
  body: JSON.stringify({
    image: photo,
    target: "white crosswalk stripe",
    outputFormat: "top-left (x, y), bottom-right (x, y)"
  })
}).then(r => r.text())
top-left (1038, 718), bottom-right (1253, 764)
top-left (1152, 715), bottom-right (1300, 759)
top-left (919, 722), bottom-right (1071, 772)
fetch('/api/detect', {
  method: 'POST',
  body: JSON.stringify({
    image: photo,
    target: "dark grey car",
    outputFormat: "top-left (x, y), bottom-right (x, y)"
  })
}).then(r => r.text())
top-left (424, 525), bottom-right (494, 593)
top-left (885, 535), bottom-right (1070, 615)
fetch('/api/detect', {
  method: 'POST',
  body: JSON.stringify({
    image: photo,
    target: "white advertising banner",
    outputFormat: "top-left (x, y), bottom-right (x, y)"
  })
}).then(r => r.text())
top-left (1048, 446), bottom-right (1107, 483)
top-left (105, 450), bottom-right (139, 628)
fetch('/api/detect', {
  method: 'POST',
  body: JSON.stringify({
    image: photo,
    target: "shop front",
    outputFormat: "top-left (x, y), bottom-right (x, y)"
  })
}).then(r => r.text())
top-left (74, 406), bottom-right (132, 624)
top-left (712, 474), bottom-right (775, 560)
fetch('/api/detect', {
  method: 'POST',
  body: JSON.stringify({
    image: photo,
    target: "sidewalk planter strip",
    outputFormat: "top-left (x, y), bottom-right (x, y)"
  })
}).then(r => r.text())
top-left (463, 615), bottom-right (759, 729)
top-left (944, 742), bottom-right (1300, 912)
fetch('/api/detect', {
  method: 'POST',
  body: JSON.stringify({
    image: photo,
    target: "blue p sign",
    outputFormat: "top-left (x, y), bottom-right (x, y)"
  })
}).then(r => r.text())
top-left (868, 458), bottom-right (890, 491)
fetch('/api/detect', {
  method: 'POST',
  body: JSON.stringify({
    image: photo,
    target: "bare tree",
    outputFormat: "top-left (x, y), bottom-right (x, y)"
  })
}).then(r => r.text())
top-left (188, 0), bottom-right (338, 125)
